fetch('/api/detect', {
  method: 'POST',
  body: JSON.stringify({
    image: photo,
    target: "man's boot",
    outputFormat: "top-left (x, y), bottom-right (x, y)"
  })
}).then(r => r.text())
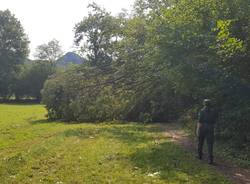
top-left (197, 152), bottom-right (202, 160)
top-left (199, 153), bottom-right (202, 160)
top-left (208, 156), bottom-right (213, 165)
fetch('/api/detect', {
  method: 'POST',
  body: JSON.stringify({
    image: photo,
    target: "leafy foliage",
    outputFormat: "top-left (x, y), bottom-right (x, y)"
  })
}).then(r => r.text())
top-left (74, 3), bottom-right (121, 66)
top-left (34, 39), bottom-right (63, 63)
top-left (0, 10), bottom-right (29, 98)
top-left (14, 61), bottom-right (55, 100)
top-left (42, 1), bottom-right (250, 152)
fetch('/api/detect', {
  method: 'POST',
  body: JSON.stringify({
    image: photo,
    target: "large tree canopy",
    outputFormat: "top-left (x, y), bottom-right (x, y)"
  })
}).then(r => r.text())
top-left (0, 10), bottom-right (29, 97)
top-left (74, 3), bottom-right (121, 66)
top-left (34, 39), bottom-right (63, 63)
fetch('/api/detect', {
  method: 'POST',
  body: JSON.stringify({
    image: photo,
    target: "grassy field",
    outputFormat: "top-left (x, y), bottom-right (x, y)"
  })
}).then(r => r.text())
top-left (0, 104), bottom-right (231, 184)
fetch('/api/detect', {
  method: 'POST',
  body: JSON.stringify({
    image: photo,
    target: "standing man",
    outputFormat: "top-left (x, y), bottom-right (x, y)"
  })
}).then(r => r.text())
top-left (197, 99), bottom-right (217, 164)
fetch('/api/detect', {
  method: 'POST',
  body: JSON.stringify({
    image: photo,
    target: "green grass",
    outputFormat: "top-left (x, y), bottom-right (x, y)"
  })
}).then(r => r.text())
top-left (0, 104), bottom-right (231, 184)
top-left (214, 141), bottom-right (250, 169)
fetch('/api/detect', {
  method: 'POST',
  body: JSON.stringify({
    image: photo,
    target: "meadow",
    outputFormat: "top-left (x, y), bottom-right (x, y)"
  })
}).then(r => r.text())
top-left (0, 104), bottom-right (230, 184)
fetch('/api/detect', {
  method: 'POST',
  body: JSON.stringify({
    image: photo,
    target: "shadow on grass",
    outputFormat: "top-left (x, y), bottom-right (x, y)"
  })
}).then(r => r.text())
top-left (29, 119), bottom-right (162, 144)
top-left (29, 119), bottom-right (87, 125)
top-left (130, 141), bottom-right (229, 184)
top-left (60, 123), bottom-right (165, 145)
top-left (59, 123), bottom-right (229, 183)
top-left (103, 125), bottom-right (165, 144)
top-left (63, 128), bottom-right (102, 139)
top-left (30, 119), bottom-right (52, 124)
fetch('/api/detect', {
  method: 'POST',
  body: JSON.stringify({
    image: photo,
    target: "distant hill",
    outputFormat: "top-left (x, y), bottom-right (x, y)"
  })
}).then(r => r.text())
top-left (57, 52), bottom-right (84, 67)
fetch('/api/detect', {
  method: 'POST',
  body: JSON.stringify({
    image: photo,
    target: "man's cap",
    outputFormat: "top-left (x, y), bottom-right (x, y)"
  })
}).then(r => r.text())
top-left (203, 99), bottom-right (211, 106)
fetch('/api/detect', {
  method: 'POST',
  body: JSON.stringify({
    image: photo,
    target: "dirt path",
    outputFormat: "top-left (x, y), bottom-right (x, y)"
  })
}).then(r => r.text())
top-left (160, 123), bottom-right (250, 184)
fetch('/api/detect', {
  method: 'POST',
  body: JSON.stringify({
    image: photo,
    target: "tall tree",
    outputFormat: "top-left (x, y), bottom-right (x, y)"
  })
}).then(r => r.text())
top-left (0, 10), bottom-right (29, 98)
top-left (34, 39), bottom-right (63, 63)
top-left (14, 61), bottom-right (55, 100)
top-left (74, 3), bottom-right (121, 66)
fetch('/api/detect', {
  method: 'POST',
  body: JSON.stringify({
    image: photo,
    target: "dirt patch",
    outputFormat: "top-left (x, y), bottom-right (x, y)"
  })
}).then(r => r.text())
top-left (160, 123), bottom-right (250, 184)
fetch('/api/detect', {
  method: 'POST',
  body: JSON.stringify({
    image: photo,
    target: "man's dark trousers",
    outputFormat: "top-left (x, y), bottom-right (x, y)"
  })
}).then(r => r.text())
top-left (197, 124), bottom-right (214, 162)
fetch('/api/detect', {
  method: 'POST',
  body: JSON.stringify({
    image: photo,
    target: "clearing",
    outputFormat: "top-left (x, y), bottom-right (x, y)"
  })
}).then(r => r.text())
top-left (0, 104), bottom-right (231, 184)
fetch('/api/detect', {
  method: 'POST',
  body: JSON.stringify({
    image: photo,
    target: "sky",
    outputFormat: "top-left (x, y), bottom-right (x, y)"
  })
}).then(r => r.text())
top-left (1, 0), bottom-right (135, 58)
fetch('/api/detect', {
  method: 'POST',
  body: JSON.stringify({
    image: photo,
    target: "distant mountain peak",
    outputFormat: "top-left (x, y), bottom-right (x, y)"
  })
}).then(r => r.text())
top-left (57, 52), bottom-right (84, 66)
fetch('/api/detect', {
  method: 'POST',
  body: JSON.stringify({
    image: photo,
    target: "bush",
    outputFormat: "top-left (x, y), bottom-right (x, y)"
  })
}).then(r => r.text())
top-left (42, 63), bottom-right (192, 123)
top-left (42, 66), bottom-right (131, 122)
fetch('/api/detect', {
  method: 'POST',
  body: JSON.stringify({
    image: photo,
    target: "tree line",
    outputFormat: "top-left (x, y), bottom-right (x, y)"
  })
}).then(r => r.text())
top-left (0, 9), bottom-right (63, 101)
top-left (0, 1), bottom-right (249, 159)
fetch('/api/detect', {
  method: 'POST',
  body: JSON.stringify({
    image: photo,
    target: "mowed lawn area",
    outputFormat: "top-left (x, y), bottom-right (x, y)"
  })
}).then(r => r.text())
top-left (0, 104), bottom-right (230, 184)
